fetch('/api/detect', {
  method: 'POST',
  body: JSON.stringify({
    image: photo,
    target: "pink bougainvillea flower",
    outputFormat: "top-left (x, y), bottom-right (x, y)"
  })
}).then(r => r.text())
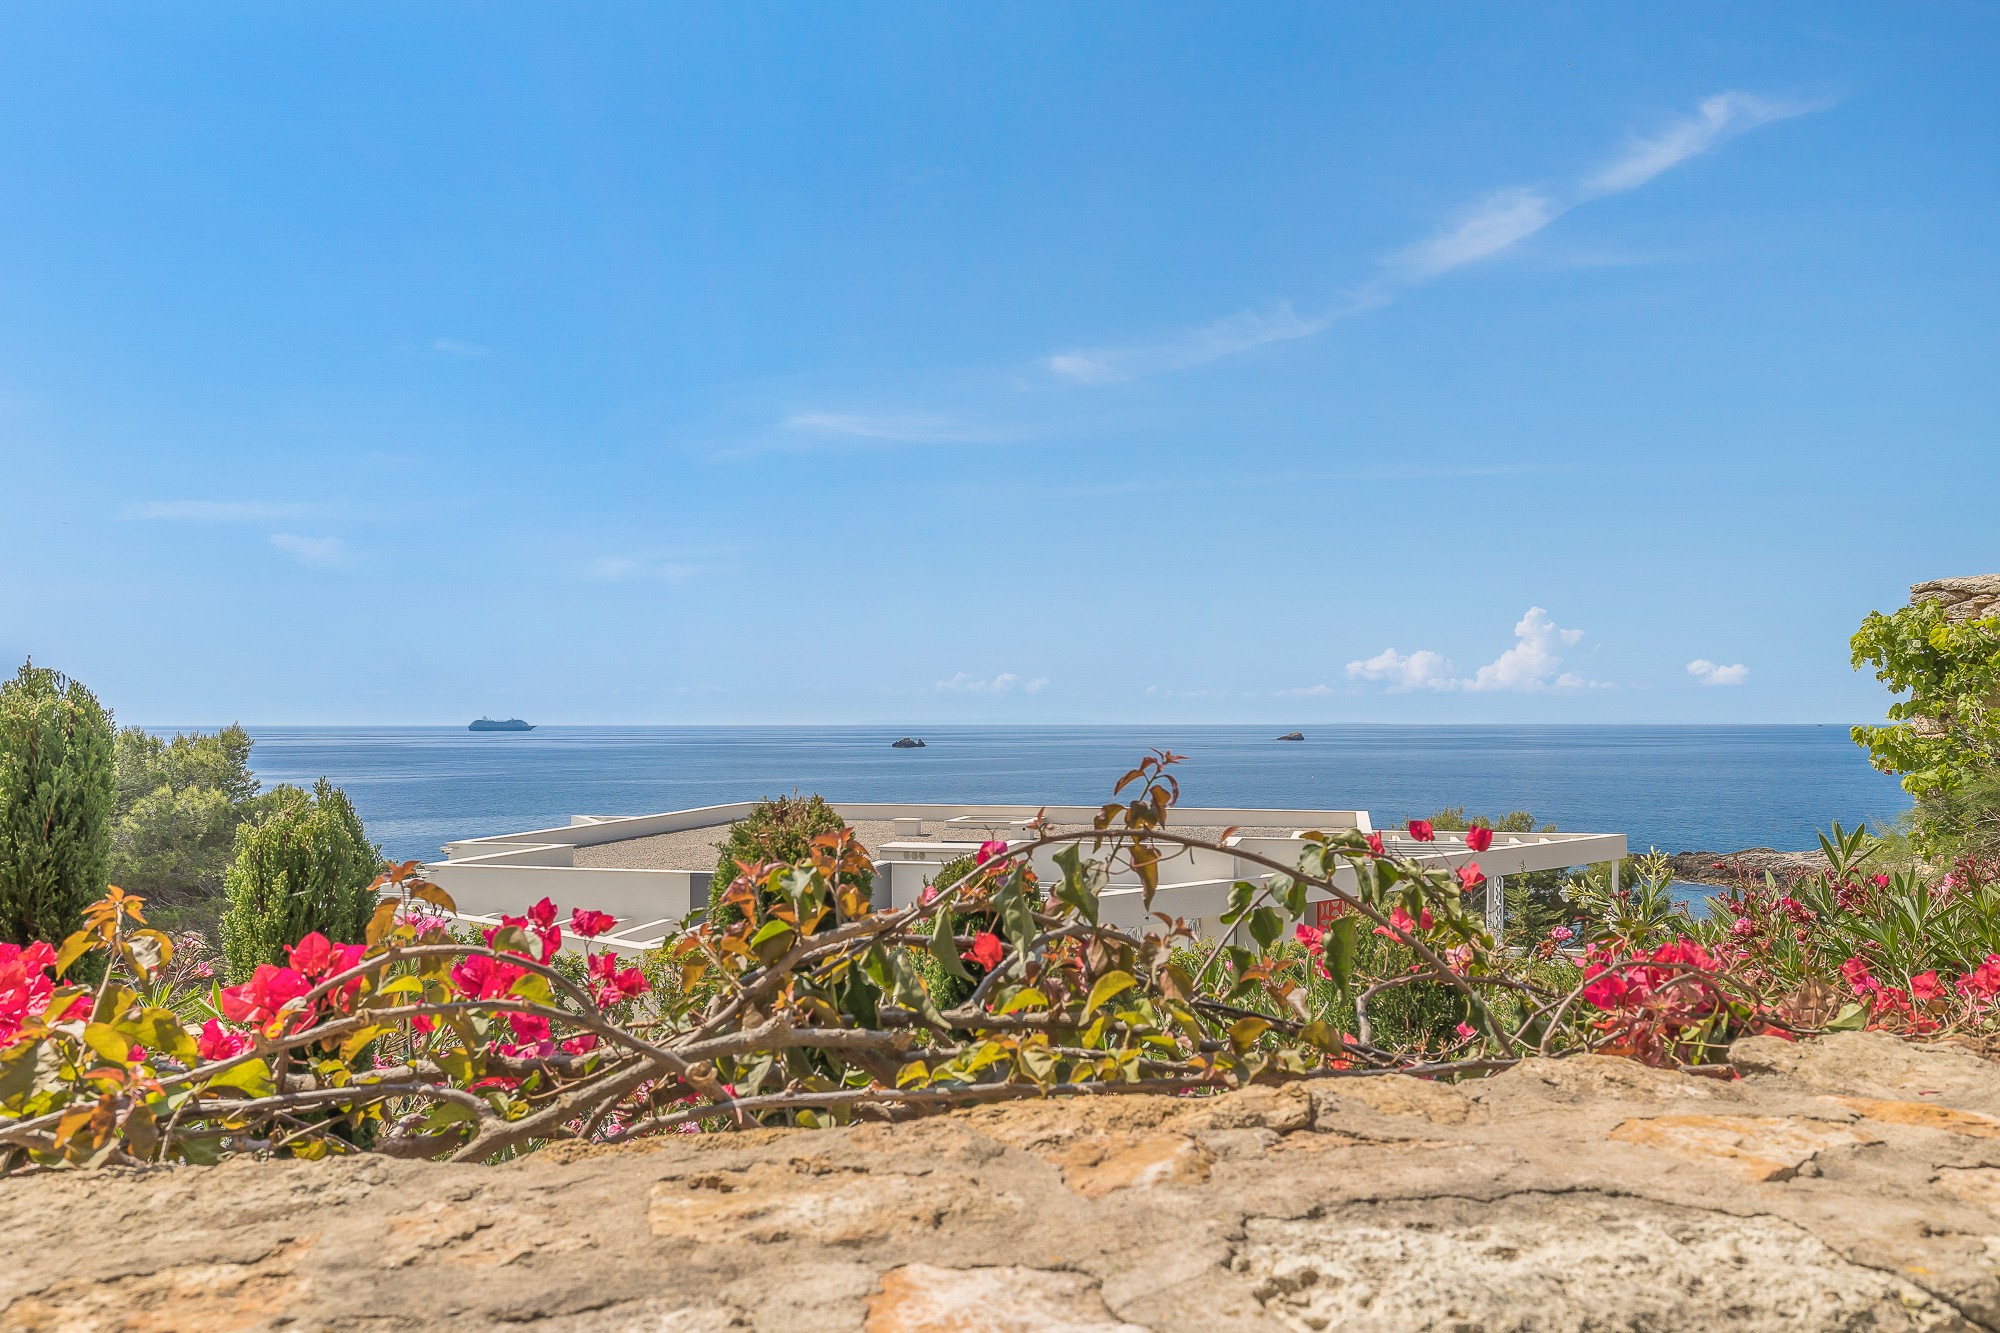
top-left (0, 940), bottom-right (60, 1046)
top-left (286, 932), bottom-right (334, 977)
top-left (527, 897), bottom-right (558, 929)
top-left (450, 953), bottom-right (526, 1001)
top-left (569, 909), bottom-right (617, 939)
top-left (585, 950), bottom-right (650, 1008)
top-left (976, 839), bottom-right (1008, 866)
top-left (1365, 832), bottom-right (1385, 858)
top-left (194, 1018), bottom-right (249, 1062)
top-left (1373, 905), bottom-right (1432, 939)
top-left (1454, 1022), bottom-right (1477, 1040)
top-left (1464, 825), bottom-right (1493, 853)
top-left (1407, 820), bottom-right (1435, 843)
top-left (961, 931), bottom-right (1005, 971)
top-left (1457, 862), bottom-right (1484, 891)
top-left (1910, 971), bottom-right (1944, 1004)
top-left (1549, 925), bottom-right (1575, 943)
top-left (218, 964), bottom-right (312, 1029)
top-left (560, 1032), bottom-right (599, 1056)
top-left (1293, 923), bottom-right (1323, 950)
top-left (484, 910), bottom-right (561, 964)
top-left (918, 885), bottom-right (939, 907)
top-left (506, 1011), bottom-right (552, 1044)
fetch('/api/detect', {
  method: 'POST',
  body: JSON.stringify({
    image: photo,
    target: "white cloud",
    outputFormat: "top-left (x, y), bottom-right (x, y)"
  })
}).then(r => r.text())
top-left (1047, 303), bottom-right (1328, 385)
top-left (1585, 93), bottom-right (1815, 196)
top-left (936, 672), bottom-right (1048, 694)
top-left (268, 533), bottom-right (349, 567)
top-left (1391, 188), bottom-right (1563, 280)
top-left (1343, 648), bottom-right (1460, 693)
top-left (1466, 607), bottom-right (1589, 692)
top-left (1343, 607), bottom-right (1603, 694)
top-left (1687, 658), bottom-right (1750, 686)
top-left (587, 556), bottom-right (699, 583)
top-left (126, 500), bottom-right (324, 522)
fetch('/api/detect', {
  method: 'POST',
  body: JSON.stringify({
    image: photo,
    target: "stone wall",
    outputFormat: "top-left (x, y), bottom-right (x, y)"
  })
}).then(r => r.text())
top-left (1913, 574), bottom-right (2000, 625)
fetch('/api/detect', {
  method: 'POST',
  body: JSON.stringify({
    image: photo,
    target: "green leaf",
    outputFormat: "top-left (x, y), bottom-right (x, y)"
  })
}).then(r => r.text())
top-left (1247, 907), bottom-right (1283, 953)
top-left (1824, 1003), bottom-right (1869, 1032)
top-left (1084, 970), bottom-right (1137, 1015)
top-left (1221, 880), bottom-right (1255, 925)
top-left (749, 919), bottom-right (795, 950)
top-left (1324, 917), bottom-right (1357, 1000)
top-left (929, 906), bottom-right (972, 982)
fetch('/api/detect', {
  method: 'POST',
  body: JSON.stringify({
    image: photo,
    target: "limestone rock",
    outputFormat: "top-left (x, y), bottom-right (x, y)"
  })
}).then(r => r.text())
top-left (1913, 574), bottom-right (2000, 624)
top-left (11, 1034), bottom-right (2000, 1329)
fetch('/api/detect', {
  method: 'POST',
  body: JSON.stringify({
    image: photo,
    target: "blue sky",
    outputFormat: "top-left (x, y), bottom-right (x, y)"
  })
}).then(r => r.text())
top-left (2, 4), bottom-right (1995, 726)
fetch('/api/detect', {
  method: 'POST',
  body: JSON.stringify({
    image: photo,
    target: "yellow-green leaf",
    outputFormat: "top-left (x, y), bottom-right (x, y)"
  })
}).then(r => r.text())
top-left (994, 986), bottom-right (1049, 1016)
top-left (54, 931), bottom-right (94, 979)
top-left (203, 1058), bottom-right (274, 1098)
top-left (1228, 1016), bottom-right (1272, 1053)
top-left (1084, 970), bottom-right (1137, 1015)
top-left (82, 1022), bottom-right (138, 1066)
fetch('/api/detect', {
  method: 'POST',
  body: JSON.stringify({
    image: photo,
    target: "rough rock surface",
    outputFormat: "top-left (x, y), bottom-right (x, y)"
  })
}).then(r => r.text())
top-left (13, 1032), bottom-right (2000, 1330)
top-left (1914, 575), bottom-right (2000, 625)
top-left (1667, 847), bottom-right (1831, 886)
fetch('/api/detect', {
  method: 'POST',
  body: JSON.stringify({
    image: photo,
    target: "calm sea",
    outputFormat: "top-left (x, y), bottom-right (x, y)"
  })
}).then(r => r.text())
top-left (234, 725), bottom-right (1907, 865)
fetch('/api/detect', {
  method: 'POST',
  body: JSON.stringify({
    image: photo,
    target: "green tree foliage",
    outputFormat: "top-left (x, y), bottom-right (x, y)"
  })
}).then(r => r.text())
top-left (0, 662), bottom-right (116, 945)
top-left (111, 724), bottom-right (272, 905)
top-left (219, 778), bottom-right (383, 980)
top-left (707, 794), bottom-right (859, 922)
top-left (1851, 601), bottom-right (2000, 855)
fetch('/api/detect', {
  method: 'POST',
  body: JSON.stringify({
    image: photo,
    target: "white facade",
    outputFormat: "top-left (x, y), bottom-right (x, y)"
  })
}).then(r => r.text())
top-left (428, 802), bottom-right (1628, 955)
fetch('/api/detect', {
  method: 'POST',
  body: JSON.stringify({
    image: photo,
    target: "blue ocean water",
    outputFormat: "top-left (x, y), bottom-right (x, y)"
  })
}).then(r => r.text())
top-left (235, 725), bottom-right (1909, 865)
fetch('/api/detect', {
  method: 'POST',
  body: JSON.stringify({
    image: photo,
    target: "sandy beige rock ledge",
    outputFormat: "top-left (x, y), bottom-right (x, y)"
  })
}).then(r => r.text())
top-left (10, 1031), bottom-right (2000, 1331)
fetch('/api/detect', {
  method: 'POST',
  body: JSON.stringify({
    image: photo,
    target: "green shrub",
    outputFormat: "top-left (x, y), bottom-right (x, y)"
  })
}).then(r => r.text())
top-left (1422, 806), bottom-right (1572, 940)
top-left (0, 661), bottom-right (116, 945)
top-left (111, 723), bottom-right (274, 914)
top-left (219, 778), bottom-right (384, 980)
top-left (706, 794), bottom-right (859, 922)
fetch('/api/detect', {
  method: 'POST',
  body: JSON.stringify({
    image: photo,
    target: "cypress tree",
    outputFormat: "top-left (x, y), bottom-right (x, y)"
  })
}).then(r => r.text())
top-left (0, 661), bottom-right (116, 945)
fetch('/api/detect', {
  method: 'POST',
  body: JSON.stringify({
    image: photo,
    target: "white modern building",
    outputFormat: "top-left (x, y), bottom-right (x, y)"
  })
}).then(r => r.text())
top-left (428, 802), bottom-right (1627, 955)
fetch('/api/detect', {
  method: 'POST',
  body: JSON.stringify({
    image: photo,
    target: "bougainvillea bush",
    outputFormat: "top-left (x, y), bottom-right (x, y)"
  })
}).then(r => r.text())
top-left (0, 752), bottom-right (1818, 1171)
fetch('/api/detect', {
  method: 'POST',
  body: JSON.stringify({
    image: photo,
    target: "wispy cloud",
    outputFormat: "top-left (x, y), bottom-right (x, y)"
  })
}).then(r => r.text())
top-left (936, 672), bottom-right (1048, 694)
top-left (715, 410), bottom-right (1021, 459)
top-left (1049, 91), bottom-right (1820, 385)
top-left (587, 556), bottom-right (701, 583)
top-left (1389, 188), bottom-right (1562, 280)
top-left (430, 337), bottom-right (490, 358)
top-left (1047, 303), bottom-right (1327, 385)
top-left (268, 533), bottom-right (349, 567)
top-left (1687, 658), bottom-right (1749, 686)
top-left (126, 500), bottom-right (326, 522)
top-left (1338, 607), bottom-right (1604, 694)
top-left (1584, 93), bottom-right (1817, 196)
